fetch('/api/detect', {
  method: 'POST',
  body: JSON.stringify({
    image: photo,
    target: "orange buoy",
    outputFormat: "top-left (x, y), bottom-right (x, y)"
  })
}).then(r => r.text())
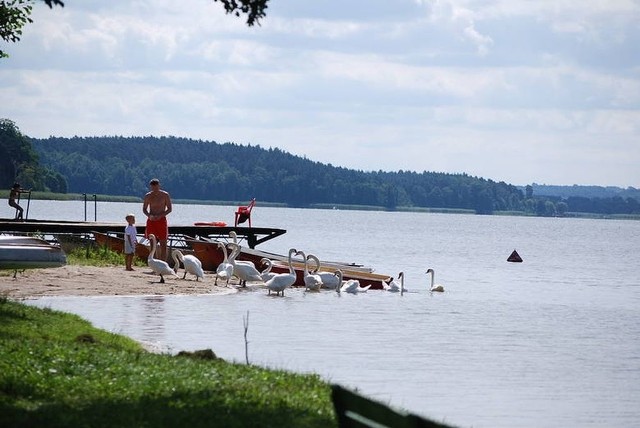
top-left (507, 249), bottom-right (523, 263)
top-left (194, 221), bottom-right (227, 227)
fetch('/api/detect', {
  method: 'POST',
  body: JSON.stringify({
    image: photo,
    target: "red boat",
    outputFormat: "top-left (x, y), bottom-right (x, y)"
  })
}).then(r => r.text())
top-left (187, 238), bottom-right (392, 289)
top-left (93, 231), bottom-right (150, 262)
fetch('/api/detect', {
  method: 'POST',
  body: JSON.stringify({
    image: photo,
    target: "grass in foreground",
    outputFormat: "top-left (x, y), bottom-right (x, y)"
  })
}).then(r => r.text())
top-left (0, 299), bottom-right (336, 428)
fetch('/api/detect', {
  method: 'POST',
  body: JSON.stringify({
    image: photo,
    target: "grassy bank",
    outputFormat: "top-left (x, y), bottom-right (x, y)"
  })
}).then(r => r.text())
top-left (0, 299), bottom-right (336, 427)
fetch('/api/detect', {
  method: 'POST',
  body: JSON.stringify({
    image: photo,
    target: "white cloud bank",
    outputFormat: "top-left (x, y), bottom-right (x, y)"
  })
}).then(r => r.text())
top-left (1, 0), bottom-right (639, 187)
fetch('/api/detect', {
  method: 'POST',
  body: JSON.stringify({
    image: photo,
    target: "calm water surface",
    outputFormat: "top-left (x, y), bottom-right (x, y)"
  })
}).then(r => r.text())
top-left (22, 200), bottom-right (640, 428)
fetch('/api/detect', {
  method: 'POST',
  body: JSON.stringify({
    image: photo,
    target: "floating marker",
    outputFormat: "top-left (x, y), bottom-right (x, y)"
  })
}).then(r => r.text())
top-left (507, 249), bottom-right (523, 263)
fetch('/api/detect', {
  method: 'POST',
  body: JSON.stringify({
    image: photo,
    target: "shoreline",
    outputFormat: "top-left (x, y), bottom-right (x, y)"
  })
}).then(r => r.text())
top-left (0, 265), bottom-right (237, 299)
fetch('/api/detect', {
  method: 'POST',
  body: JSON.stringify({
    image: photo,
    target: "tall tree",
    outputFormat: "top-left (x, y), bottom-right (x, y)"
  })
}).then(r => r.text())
top-left (0, 118), bottom-right (39, 187)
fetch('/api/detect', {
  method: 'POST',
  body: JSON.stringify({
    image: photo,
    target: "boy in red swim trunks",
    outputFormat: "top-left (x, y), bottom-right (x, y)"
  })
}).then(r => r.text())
top-left (143, 178), bottom-right (172, 261)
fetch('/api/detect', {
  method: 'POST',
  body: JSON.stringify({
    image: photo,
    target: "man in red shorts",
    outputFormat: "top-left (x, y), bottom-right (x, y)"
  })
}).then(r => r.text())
top-left (143, 178), bottom-right (172, 261)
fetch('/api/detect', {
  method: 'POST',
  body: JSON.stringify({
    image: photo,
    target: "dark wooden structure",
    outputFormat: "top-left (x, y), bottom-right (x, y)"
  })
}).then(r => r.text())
top-left (0, 218), bottom-right (285, 249)
top-left (331, 384), bottom-right (452, 428)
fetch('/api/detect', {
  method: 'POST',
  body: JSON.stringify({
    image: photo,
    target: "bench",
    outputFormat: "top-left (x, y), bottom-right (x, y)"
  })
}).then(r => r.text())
top-left (331, 384), bottom-right (453, 428)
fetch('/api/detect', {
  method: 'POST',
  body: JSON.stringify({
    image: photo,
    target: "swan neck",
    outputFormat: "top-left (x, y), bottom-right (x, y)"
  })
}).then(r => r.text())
top-left (219, 243), bottom-right (228, 262)
top-left (149, 236), bottom-right (157, 259)
top-left (287, 250), bottom-right (296, 274)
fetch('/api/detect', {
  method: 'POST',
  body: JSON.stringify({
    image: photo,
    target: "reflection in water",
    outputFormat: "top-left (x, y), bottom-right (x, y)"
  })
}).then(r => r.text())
top-left (140, 296), bottom-right (166, 345)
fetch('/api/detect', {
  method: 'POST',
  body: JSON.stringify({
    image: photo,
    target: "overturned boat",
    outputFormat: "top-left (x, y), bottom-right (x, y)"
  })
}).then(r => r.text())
top-left (93, 231), bottom-right (151, 261)
top-left (0, 236), bottom-right (67, 270)
top-left (188, 238), bottom-right (392, 289)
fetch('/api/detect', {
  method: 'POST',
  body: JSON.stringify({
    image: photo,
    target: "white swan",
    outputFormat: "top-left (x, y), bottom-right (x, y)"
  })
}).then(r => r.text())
top-left (335, 270), bottom-right (371, 294)
top-left (426, 268), bottom-right (445, 292)
top-left (228, 242), bottom-right (263, 286)
top-left (227, 232), bottom-right (256, 269)
top-left (383, 272), bottom-right (404, 293)
top-left (215, 242), bottom-right (234, 286)
top-left (171, 249), bottom-right (205, 281)
top-left (265, 248), bottom-right (298, 296)
top-left (147, 234), bottom-right (178, 283)
top-left (259, 257), bottom-right (277, 282)
top-left (297, 250), bottom-right (323, 291)
top-left (306, 254), bottom-right (340, 290)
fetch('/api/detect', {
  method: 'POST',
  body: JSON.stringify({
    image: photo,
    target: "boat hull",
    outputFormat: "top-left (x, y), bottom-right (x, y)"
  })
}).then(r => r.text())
top-left (0, 236), bottom-right (66, 270)
top-left (188, 239), bottom-right (391, 289)
top-left (93, 232), bottom-right (150, 262)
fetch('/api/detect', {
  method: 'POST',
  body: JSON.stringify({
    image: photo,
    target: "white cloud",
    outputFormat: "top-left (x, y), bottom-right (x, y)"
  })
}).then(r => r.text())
top-left (1, 0), bottom-right (639, 187)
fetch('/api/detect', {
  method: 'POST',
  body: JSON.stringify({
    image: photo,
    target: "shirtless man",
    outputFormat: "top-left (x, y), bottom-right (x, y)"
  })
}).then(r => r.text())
top-left (143, 178), bottom-right (172, 261)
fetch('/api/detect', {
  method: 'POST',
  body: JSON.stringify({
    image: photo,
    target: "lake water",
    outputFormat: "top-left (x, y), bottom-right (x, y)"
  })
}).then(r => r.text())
top-left (20, 200), bottom-right (640, 428)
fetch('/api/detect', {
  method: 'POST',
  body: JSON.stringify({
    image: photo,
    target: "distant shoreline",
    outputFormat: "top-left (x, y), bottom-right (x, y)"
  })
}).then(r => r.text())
top-left (2, 191), bottom-right (638, 220)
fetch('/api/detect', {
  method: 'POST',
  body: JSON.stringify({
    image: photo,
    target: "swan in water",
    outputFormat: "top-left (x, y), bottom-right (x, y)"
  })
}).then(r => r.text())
top-left (215, 242), bottom-right (234, 286)
top-left (227, 242), bottom-right (263, 286)
top-left (264, 248), bottom-right (298, 296)
top-left (259, 257), bottom-right (277, 282)
top-left (147, 234), bottom-right (178, 283)
top-left (426, 268), bottom-right (445, 292)
top-left (306, 254), bottom-right (340, 290)
top-left (335, 270), bottom-right (371, 294)
top-left (171, 249), bottom-right (205, 281)
top-left (297, 250), bottom-right (323, 291)
top-left (383, 272), bottom-right (404, 293)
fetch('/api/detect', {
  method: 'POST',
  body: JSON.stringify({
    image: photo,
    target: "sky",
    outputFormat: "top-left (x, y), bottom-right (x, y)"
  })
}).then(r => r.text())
top-left (2, 0), bottom-right (639, 188)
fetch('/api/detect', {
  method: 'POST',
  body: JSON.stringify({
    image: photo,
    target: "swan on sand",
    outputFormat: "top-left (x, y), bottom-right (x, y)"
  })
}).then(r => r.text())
top-left (215, 242), bottom-right (234, 286)
top-left (147, 234), bottom-right (178, 283)
top-left (171, 249), bottom-right (205, 281)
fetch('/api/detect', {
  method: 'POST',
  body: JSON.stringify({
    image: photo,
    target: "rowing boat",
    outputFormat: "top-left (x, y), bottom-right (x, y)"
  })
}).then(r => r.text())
top-left (0, 236), bottom-right (66, 270)
top-left (93, 231), bottom-right (150, 261)
top-left (187, 238), bottom-right (391, 289)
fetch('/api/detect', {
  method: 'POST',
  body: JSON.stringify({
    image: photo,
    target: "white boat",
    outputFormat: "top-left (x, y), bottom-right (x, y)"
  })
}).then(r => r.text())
top-left (0, 236), bottom-right (67, 270)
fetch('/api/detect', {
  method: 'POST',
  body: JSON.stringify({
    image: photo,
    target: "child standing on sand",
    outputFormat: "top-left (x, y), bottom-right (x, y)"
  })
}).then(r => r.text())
top-left (124, 214), bottom-right (137, 271)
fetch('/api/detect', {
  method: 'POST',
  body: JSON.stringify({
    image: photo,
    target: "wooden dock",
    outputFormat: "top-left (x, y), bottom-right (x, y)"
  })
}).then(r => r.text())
top-left (0, 218), bottom-right (286, 249)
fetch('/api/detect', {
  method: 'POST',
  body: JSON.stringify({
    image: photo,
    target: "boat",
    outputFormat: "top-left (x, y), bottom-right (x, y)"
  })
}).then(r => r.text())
top-left (0, 235), bottom-right (67, 270)
top-left (187, 238), bottom-right (392, 289)
top-left (268, 259), bottom-right (391, 290)
top-left (92, 231), bottom-right (151, 262)
top-left (194, 221), bottom-right (227, 227)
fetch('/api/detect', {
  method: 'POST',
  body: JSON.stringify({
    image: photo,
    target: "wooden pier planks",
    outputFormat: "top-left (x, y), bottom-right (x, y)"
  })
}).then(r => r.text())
top-left (0, 219), bottom-right (285, 249)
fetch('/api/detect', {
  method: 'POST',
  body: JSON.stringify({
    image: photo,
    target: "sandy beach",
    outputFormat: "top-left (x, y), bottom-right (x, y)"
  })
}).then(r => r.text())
top-left (0, 265), bottom-right (237, 299)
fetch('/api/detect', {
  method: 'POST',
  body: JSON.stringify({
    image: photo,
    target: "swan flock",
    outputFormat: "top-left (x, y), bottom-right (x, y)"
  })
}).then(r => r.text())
top-left (143, 233), bottom-right (446, 295)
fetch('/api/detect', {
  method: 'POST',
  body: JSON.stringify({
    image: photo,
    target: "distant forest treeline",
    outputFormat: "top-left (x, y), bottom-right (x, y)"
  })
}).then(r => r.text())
top-left (23, 135), bottom-right (639, 217)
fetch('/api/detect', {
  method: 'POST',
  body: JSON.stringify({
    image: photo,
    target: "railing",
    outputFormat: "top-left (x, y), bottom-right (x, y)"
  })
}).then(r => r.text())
top-left (83, 193), bottom-right (97, 221)
top-left (15, 189), bottom-right (32, 220)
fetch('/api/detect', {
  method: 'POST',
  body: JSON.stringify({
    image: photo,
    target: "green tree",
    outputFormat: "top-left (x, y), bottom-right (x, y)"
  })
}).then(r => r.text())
top-left (0, 118), bottom-right (39, 188)
top-left (213, 0), bottom-right (269, 26)
top-left (556, 201), bottom-right (568, 216)
top-left (0, 0), bottom-right (63, 58)
top-left (525, 184), bottom-right (533, 199)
